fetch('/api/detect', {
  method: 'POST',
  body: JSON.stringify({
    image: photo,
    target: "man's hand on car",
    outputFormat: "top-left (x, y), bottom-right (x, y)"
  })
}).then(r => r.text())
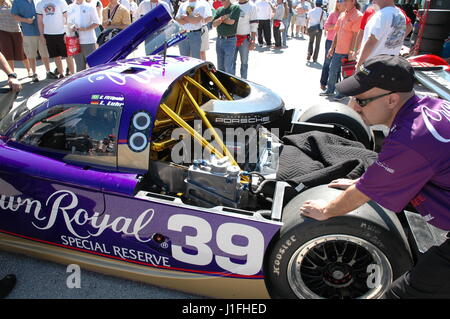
top-left (299, 199), bottom-right (329, 221)
top-left (328, 178), bottom-right (359, 190)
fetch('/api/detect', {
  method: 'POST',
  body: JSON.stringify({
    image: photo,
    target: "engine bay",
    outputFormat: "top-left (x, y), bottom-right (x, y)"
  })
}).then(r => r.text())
top-left (138, 64), bottom-right (286, 211)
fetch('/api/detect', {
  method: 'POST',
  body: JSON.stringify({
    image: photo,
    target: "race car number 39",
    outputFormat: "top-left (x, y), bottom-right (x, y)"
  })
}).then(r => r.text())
top-left (168, 214), bottom-right (265, 276)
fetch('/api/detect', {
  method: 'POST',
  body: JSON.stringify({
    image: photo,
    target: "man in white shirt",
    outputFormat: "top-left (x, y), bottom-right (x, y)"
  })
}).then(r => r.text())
top-left (67, 0), bottom-right (100, 71)
top-left (36, 0), bottom-right (73, 78)
top-left (137, 0), bottom-right (173, 55)
top-left (255, 0), bottom-right (271, 46)
top-left (232, 0), bottom-right (258, 79)
top-left (356, 0), bottom-right (406, 70)
top-left (175, 0), bottom-right (212, 59)
top-left (306, 0), bottom-right (326, 62)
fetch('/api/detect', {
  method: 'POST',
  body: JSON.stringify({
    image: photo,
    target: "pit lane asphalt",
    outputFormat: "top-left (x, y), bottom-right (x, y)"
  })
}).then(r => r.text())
top-left (0, 28), bottom-right (390, 299)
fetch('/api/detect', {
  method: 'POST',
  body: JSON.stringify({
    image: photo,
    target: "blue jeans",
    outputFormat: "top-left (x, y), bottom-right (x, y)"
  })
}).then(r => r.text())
top-left (178, 31), bottom-right (202, 59)
top-left (216, 36), bottom-right (237, 74)
top-left (282, 13), bottom-right (293, 46)
top-left (320, 39), bottom-right (333, 87)
top-left (324, 53), bottom-right (347, 95)
top-left (232, 38), bottom-right (250, 79)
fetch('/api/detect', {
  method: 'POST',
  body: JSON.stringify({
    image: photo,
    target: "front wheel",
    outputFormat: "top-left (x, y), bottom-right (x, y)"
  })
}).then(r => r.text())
top-left (264, 186), bottom-right (413, 299)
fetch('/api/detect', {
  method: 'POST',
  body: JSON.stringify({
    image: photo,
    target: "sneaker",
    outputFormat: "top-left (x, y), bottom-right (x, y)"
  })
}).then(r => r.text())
top-left (65, 67), bottom-right (70, 76)
top-left (31, 73), bottom-right (39, 83)
top-left (332, 94), bottom-right (346, 101)
top-left (320, 85), bottom-right (327, 91)
top-left (319, 92), bottom-right (334, 96)
top-left (46, 71), bottom-right (58, 79)
top-left (57, 74), bottom-right (65, 79)
top-left (306, 54), bottom-right (311, 61)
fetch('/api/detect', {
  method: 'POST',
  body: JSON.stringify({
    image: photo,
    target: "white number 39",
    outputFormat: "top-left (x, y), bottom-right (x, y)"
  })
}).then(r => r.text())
top-left (168, 214), bottom-right (264, 276)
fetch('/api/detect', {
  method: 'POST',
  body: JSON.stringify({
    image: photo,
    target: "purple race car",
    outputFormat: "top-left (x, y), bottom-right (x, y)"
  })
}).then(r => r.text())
top-left (0, 6), bottom-right (443, 299)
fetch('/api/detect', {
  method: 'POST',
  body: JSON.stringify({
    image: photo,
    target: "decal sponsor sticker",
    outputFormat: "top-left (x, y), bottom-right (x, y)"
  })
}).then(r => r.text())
top-left (0, 190), bottom-right (280, 278)
top-left (90, 93), bottom-right (125, 107)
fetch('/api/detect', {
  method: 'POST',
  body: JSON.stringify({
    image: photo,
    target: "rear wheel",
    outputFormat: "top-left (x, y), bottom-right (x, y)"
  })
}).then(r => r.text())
top-left (287, 234), bottom-right (393, 299)
top-left (264, 186), bottom-right (413, 299)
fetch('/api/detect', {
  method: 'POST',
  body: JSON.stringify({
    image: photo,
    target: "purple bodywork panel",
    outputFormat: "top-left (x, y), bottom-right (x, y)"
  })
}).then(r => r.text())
top-left (0, 4), bottom-right (282, 285)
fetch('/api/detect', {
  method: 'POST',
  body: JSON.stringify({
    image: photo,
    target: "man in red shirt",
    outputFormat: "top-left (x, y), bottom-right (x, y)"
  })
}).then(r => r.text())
top-left (353, 0), bottom-right (412, 68)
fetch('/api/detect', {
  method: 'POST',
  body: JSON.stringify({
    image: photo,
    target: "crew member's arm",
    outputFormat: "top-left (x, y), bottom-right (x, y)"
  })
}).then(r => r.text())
top-left (300, 185), bottom-right (370, 221)
top-left (301, 139), bottom-right (435, 222)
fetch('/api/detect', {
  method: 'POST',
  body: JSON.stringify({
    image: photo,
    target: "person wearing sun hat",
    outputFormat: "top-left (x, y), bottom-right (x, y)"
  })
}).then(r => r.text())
top-left (300, 54), bottom-right (450, 298)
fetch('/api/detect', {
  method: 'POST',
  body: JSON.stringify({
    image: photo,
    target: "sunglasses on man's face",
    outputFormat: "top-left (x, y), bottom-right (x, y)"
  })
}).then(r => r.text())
top-left (353, 91), bottom-right (396, 107)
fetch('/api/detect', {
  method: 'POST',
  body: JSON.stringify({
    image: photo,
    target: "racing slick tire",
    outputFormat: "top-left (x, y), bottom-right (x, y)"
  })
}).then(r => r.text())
top-left (412, 38), bottom-right (446, 54)
top-left (298, 104), bottom-right (373, 150)
top-left (418, 9), bottom-right (450, 25)
top-left (413, 24), bottom-right (450, 41)
top-left (264, 185), bottom-right (413, 299)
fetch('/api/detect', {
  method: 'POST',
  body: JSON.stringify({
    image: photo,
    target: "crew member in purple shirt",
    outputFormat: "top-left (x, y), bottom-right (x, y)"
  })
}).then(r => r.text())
top-left (299, 54), bottom-right (450, 298)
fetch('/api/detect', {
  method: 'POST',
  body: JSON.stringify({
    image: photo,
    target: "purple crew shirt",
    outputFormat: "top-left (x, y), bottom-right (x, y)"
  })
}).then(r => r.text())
top-left (356, 95), bottom-right (450, 230)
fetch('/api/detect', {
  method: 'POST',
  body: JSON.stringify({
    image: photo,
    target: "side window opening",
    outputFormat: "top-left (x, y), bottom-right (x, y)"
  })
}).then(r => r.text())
top-left (15, 104), bottom-right (121, 168)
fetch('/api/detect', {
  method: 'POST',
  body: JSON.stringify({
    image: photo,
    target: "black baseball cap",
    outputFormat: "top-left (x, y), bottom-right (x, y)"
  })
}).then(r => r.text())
top-left (336, 55), bottom-right (415, 96)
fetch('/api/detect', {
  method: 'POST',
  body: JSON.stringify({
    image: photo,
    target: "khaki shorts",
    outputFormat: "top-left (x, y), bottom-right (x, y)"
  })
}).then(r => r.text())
top-left (200, 26), bottom-right (209, 51)
top-left (291, 15), bottom-right (297, 25)
top-left (23, 35), bottom-right (50, 59)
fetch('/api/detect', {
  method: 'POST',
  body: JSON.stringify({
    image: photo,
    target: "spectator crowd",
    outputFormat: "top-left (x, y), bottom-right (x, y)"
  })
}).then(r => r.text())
top-left (0, 0), bottom-right (173, 82)
top-left (1, 0), bottom-right (414, 100)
